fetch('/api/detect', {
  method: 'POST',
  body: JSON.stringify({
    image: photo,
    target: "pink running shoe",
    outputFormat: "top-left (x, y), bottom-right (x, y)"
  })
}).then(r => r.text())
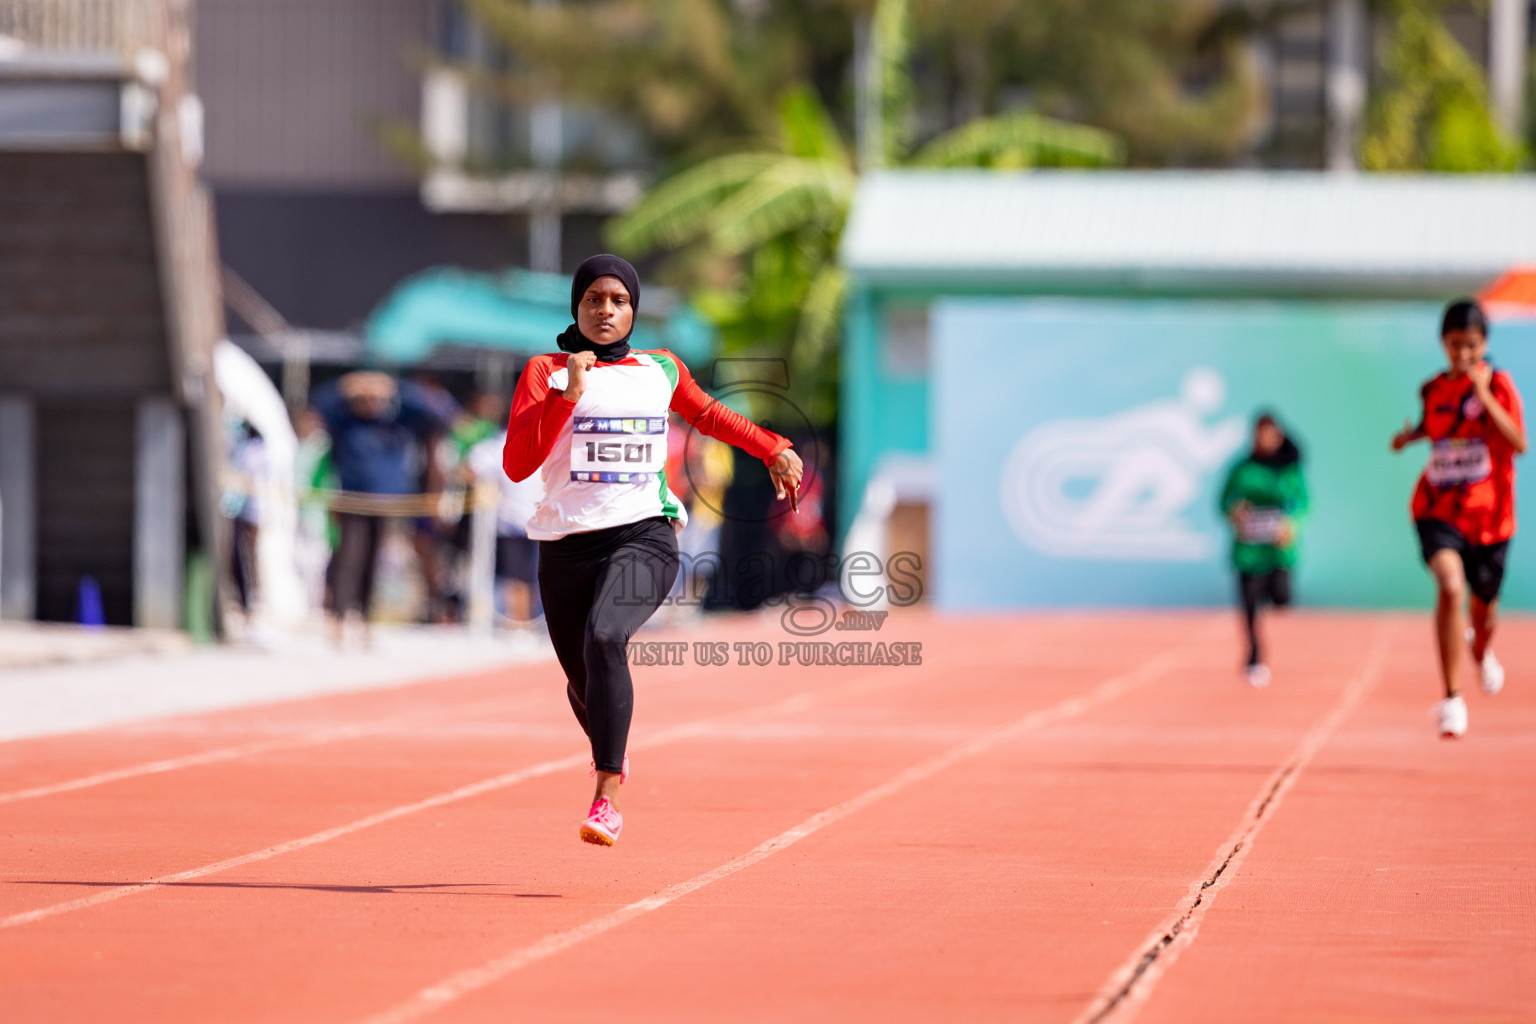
top-left (588, 754), bottom-right (630, 784)
top-left (580, 797), bottom-right (623, 846)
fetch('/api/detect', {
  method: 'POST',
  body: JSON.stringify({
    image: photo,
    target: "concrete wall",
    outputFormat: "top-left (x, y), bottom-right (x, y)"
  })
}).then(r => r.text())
top-left (0, 152), bottom-right (186, 626)
top-left (196, 0), bottom-right (445, 190)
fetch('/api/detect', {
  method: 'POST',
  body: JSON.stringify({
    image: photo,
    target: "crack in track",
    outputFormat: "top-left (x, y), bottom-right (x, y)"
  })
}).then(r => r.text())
top-left (1077, 628), bottom-right (1393, 1024)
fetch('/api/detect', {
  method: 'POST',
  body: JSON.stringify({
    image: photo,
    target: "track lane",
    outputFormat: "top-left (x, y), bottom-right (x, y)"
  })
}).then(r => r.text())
top-left (0, 614), bottom-right (1045, 927)
top-left (1074, 623), bottom-right (1395, 1023)
top-left (0, 664), bottom-right (553, 801)
top-left (0, 615), bottom-right (1199, 1021)
top-left (9, 612), bottom-right (1516, 1023)
top-left (395, 616), bottom-right (1366, 1023)
top-left (1132, 619), bottom-right (1536, 1023)
top-left (359, 648), bottom-right (1189, 1024)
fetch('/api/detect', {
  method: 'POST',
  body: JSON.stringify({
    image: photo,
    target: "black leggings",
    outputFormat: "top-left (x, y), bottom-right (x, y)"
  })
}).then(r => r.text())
top-left (1238, 568), bottom-right (1291, 666)
top-left (329, 513), bottom-right (384, 618)
top-left (538, 517), bottom-right (681, 773)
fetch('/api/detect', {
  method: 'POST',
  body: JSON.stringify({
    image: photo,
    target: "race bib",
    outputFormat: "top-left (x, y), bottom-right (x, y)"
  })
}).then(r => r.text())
top-left (570, 416), bottom-right (667, 483)
top-left (1239, 507), bottom-right (1287, 545)
top-left (1426, 438), bottom-right (1491, 488)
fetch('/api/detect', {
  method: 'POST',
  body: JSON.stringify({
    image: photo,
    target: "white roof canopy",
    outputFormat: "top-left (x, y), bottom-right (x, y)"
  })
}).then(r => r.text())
top-left (841, 171), bottom-right (1536, 296)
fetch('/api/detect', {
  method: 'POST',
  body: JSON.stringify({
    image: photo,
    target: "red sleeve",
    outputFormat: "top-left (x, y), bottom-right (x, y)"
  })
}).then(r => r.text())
top-left (662, 351), bottom-right (792, 466)
top-left (503, 354), bottom-right (576, 482)
top-left (1491, 371), bottom-right (1525, 454)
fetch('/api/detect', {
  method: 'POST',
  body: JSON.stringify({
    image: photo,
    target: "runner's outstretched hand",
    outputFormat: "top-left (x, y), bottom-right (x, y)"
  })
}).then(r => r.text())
top-left (1391, 419), bottom-right (1422, 451)
top-left (769, 449), bottom-right (804, 512)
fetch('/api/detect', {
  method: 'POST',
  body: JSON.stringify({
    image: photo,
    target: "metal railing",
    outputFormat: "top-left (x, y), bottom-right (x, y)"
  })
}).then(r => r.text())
top-left (0, 0), bottom-right (159, 55)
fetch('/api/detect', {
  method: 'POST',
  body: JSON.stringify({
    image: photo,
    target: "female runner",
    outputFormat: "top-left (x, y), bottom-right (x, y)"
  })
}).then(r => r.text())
top-left (503, 254), bottom-right (804, 845)
top-left (1218, 412), bottom-right (1307, 688)
top-left (1392, 298), bottom-right (1526, 738)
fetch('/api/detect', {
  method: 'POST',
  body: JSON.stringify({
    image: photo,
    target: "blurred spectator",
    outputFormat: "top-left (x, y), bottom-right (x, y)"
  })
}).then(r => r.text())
top-left (768, 437), bottom-right (831, 598)
top-left (453, 392), bottom-right (506, 457)
top-left (293, 408), bottom-right (338, 613)
top-left (442, 392), bottom-right (510, 621)
top-left (407, 373), bottom-right (460, 623)
top-left (225, 422), bottom-right (267, 618)
top-left (672, 422), bottom-right (733, 610)
top-left (665, 414), bottom-right (694, 510)
top-left (311, 372), bottom-right (450, 645)
top-left (466, 429), bottom-right (542, 629)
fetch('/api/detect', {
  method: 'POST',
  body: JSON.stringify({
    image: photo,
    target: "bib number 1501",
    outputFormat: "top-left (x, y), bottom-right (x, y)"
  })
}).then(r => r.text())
top-left (584, 441), bottom-right (654, 464)
top-left (570, 416), bottom-right (665, 482)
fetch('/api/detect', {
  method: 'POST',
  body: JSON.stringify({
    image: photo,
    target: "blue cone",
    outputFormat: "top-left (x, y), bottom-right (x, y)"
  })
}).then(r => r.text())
top-left (77, 574), bottom-right (105, 629)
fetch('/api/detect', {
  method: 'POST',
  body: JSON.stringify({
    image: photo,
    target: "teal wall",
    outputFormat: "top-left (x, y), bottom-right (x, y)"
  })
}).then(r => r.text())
top-left (927, 298), bottom-right (1536, 609)
top-left (840, 286), bottom-right (931, 525)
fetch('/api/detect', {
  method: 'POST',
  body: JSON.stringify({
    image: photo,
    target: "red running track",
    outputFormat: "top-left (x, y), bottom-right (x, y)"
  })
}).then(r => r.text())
top-left (1, 611), bottom-right (1533, 1022)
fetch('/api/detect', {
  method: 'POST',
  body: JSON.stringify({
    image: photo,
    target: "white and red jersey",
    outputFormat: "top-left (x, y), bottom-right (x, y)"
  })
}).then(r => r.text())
top-left (503, 349), bottom-right (791, 540)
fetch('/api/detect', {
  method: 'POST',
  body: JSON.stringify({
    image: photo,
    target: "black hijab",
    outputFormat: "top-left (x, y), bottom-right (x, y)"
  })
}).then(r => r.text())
top-left (1251, 413), bottom-right (1301, 469)
top-left (557, 254), bottom-right (641, 362)
top-left (1254, 436), bottom-right (1301, 469)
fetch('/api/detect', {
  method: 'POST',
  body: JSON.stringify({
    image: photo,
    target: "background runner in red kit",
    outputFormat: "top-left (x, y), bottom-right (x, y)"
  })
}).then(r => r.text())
top-left (1411, 370), bottom-right (1524, 545)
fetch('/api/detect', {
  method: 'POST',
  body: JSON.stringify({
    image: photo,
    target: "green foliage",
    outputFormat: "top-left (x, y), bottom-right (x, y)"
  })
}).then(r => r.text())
top-left (911, 111), bottom-right (1125, 169)
top-left (612, 88), bottom-right (856, 423)
top-left (1361, 0), bottom-right (1526, 172)
top-left (375, 117), bottom-right (437, 176)
top-left (460, 0), bottom-right (1250, 423)
top-left (907, 0), bottom-right (1263, 166)
top-left (1528, 46), bottom-right (1536, 150)
top-left (607, 153), bottom-right (786, 252)
top-left (458, 0), bottom-right (829, 159)
top-left (608, 25), bottom-right (1123, 424)
top-left (862, 0), bottom-right (914, 168)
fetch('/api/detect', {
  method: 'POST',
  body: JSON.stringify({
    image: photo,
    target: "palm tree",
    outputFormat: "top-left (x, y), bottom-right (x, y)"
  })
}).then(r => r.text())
top-left (608, 0), bottom-right (1123, 424)
top-left (1361, 0), bottom-right (1526, 172)
top-left (456, 0), bottom-right (836, 163)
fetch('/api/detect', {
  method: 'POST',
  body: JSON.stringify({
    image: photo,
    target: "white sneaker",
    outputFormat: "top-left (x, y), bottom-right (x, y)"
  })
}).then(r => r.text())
top-left (1437, 694), bottom-right (1468, 738)
top-left (1479, 652), bottom-right (1505, 696)
top-left (1246, 663), bottom-right (1271, 689)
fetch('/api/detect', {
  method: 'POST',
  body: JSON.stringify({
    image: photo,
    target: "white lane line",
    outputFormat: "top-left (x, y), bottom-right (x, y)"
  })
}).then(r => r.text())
top-left (0, 697), bottom-right (529, 807)
top-left (0, 725), bottom-right (377, 807)
top-left (0, 650), bottom-right (1053, 930)
top-left (0, 630), bottom-right (938, 807)
top-left (1072, 625), bottom-right (1395, 1024)
top-left (0, 749), bottom-right (588, 931)
top-left (0, 716), bottom-right (1087, 803)
top-left (357, 648), bottom-right (1191, 1024)
top-left (364, 723), bottom-right (980, 743)
top-left (0, 637), bottom-right (761, 806)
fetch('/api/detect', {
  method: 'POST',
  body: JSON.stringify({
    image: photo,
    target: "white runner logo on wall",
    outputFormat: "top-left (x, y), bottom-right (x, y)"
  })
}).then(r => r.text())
top-left (571, 416), bottom-right (667, 483)
top-left (999, 368), bottom-right (1245, 560)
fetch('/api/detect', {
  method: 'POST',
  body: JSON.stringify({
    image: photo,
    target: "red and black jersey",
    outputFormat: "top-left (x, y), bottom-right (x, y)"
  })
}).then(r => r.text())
top-left (1410, 366), bottom-right (1524, 544)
